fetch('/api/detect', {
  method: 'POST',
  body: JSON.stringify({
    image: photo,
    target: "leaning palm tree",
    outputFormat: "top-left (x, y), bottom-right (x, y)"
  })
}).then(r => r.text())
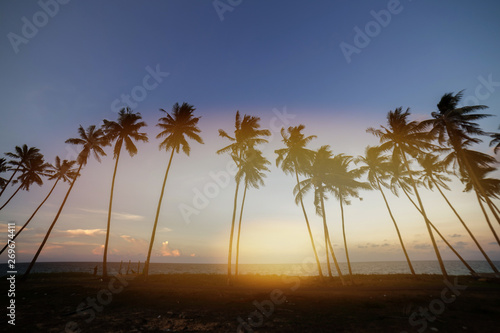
top-left (356, 146), bottom-right (416, 275)
top-left (0, 155), bottom-right (50, 211)
top-left (327, 153), bottom-right (370, 282)
top-left (0, 157), bottom-right (77, 255)
top-left (1, 145), bottom-right (41, 197)
top-left (23, 125), bottom-right (108, 278)
top-left (275, 125), bottom-right (323, 278)
top-left (143, 103), bottom-right (203, 278)
top-left (418, 153), bottom-right (499, 273)
top-left (368, 107), bottom-right (449, 279)
top-left (234, 146), bottom-right (270, 276)
top-left (101, 107), bottom-right (148, 278)
top-left (217, 111), bottom-right (270, 283)
top-left (295, 146), bottom-right (345, 285)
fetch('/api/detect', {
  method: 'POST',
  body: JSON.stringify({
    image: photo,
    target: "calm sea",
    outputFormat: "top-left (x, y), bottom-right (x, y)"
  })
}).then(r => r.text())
top-left (2, 260), bottom-right (499, 276)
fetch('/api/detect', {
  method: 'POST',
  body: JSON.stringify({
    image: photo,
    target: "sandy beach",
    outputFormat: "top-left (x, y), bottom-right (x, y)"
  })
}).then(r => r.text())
top-left (4, 272), bottom-right (499, 332)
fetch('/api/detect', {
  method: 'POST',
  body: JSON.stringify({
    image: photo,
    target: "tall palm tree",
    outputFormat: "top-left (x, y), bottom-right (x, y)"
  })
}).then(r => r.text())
top-left (0, 157), bottom-right (77, 255)
top-left (101, 108), bottom-right (148, 278)
top-left (0, 155), bottom-right (50, 211)
top-left (0, 158), bottom-right (8, 189)
top-left (418, 153), bottom-right (499, 273)
top-left (368, 107), bottom-right (449, 279)
top-left (143, 103), bottom-right (203, 278)
top-left (217, 111), bottom-right (270, 282)
top-left (295, 146), bottom-right (345, 285)
top-left (234, 146), bottom-right (270, 276)
top-left (328, 153), bottom-right (370, 282)
top-left (275, 125), bottom-right (324, 278)
top-left (23, 125), bottom-right (107, 278)
top-left (423, 91), bottom-right (500, 224)
top-left (489, 127), bottom-right (500, 154)
top-left (356, 146), bottom-right (416, 275)
top-left (1, 145), bottom-right (41, 197)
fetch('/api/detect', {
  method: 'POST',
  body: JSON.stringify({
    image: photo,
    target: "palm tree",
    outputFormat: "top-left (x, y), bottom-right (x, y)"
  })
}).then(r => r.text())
top-left (23, 125), bottom-right (107, 278)
top-left (217, 111), bottom-right (270, 283)
top-left (368, 107), bottom-right (449, 279)
top-left (0, 155), bottom-right (50, 211)
top-left (234, 146), bottom-right (270, 276)
top-left (143, 103), bottom-right (203, 278)
top-left (275, 125), bottom-right (324, 278)
top-left (328, 153), bottom-right (370, 282)
top-left (295, 146), bottom-right (345, 285)
top-left (0, 158), bottom-right (8, 189)
top-left (423, 91), bottom-right (500, 224)
top-left (356, 146), bottom-right (416, 275)
top-left (1, 145), bottom-right (41, 197)
top-left (101, 108), bottom-right (148, 278)
top-left (489, 127), bottom-right (500, 154)
top-left (418, 153), bottom-right (499, 273)
top-left (0, 157), bottom-right (77, 255)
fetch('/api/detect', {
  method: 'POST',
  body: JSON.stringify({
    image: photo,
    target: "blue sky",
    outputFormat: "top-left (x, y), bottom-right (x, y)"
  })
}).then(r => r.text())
top-left (1, 0), bottom-right (499, 266)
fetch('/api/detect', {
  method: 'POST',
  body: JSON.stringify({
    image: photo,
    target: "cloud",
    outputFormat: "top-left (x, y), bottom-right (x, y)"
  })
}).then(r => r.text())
top-left (449, 234), bottom-right (462, 238)
top-left (414, 243), bottom-right (431, 250)
top-left (91, 244), bottom-right (118, 255)
top-left (454, 241), bottom-right (468, 248)
top-left (160, 241), bottom-right (181, 257)
top-left (78, 208), bottom-right (144, 221)
top-left (64, 229), bottom-right (106, 237)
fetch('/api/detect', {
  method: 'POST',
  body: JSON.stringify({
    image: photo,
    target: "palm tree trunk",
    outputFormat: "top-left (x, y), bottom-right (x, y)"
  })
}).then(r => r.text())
top-left (320, 191), bottom-right (345, 285)
top-left (227, 179), bottom-right (241, 283)
top-left (0, 182), bottom-right (24, 211)
top-left (339, 196), bottom-right (353, 283)
top-left (23, 163), bottom-right (83, 279)
top-left (235, 182), bottom-right (248, 277)
top-left (433, 180), bottom-right (499, 274)
top-left (0, 179), bottom-right (59, 255)
top-left (376, 177), bottom-right (415, 275)
top-left (402, 186), bottom-right (477, 276)
top-left (400, 151), bottom-right (448, 280)
top-left (103, 146), bottom-right (122, 278)
top-left (0, 166), bottom-right (20, 197)
top-left (294, 168), bottom-right (323, 279)
top-left (144, 149), bottom-right (175, 278)
top-left (475, 191), bottom-right (500, 247)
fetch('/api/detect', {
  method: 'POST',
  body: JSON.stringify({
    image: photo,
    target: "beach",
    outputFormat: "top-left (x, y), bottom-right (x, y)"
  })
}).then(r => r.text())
top-left (5, 272), bottom-right (500, 332)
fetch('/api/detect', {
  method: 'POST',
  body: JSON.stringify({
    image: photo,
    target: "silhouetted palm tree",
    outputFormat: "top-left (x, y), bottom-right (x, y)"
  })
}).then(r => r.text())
top-left (0, 155), bottom-right (49, 211)
top-left (217, 111), bottom-right (270, 282)
top-left (295, 146), bottom-right (345, 285)
top-left (101, 108), bottom-right (148, 278)
top-left (143, 103), bottom-right (203, 278)
top-left (275, 125), bottom-right (323, 278)
top-left (368, 107), bottom-right (449, 279)
top-left (328, 153), bottom-right (370, 282)
top-left (489, 127), bottom-right (500, 154)
top-left (0, 158), bottom-right (8, 189)
top-left (418, 153), bottom-right (499, 273)
top-left (23, 125), bottom-right (107, 278)
top-left (234, 146), bottom-right (270, 276)
top-left (356, 146), bottom-right (416, 275)
top-left (0, 157), bottom-right (77, 255)
top-left (1, 145), bottom-right (41, 197)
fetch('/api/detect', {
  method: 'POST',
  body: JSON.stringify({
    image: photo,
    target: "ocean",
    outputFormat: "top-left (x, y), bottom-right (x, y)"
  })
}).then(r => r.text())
top-left (2, 260), bottom-right (499, 276)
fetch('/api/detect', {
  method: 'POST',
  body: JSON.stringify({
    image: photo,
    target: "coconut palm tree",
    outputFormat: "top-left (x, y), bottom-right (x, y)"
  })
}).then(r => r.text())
top-left (217, 111), bottom-right (270, 282)
top-left (1, 145), bottom-right (41, 197)
top-left (0, 158), bottom-right (8, 189)
top-left (23, 125), bottom-right (108, 278)
top-left (0, 157), bottom-right (77, 255)
top-left (489, 128), bottom-right (500, 154)
top-left (143, 103), bottom-right (203, 278)
top-left (418, 153), bottom-right (499, 273)
top-left (0, 155), bottom-right (50, 211)
top-left (368, 107), bottom-right (449, 279)
top-left (295, 146), bottom-right (345, 285)
top-left (327, 153), bottom-right (370, 282)
top-left (275, 125), bottom-right (324, 278)
top-left (423, 91), bottom-right (500, 224)
top-left (356, 146), bottom-right (416, 275)
top-left (234, 146), bottom-right (270, 276)
top-left (101, 108), bottom-right (148, 278)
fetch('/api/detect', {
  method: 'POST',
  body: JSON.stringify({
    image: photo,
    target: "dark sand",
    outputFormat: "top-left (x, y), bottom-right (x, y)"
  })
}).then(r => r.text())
top-left (4, 273), bottom-right (500, 332)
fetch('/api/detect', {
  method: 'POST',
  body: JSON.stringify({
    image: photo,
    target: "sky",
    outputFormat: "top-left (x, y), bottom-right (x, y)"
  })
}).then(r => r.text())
top-left (1, 0), bottom-right (500, 266)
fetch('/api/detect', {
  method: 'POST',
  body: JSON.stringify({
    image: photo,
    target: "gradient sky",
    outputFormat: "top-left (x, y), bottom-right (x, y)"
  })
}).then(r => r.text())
top-left (1, 0), bottom-right (500, 265)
